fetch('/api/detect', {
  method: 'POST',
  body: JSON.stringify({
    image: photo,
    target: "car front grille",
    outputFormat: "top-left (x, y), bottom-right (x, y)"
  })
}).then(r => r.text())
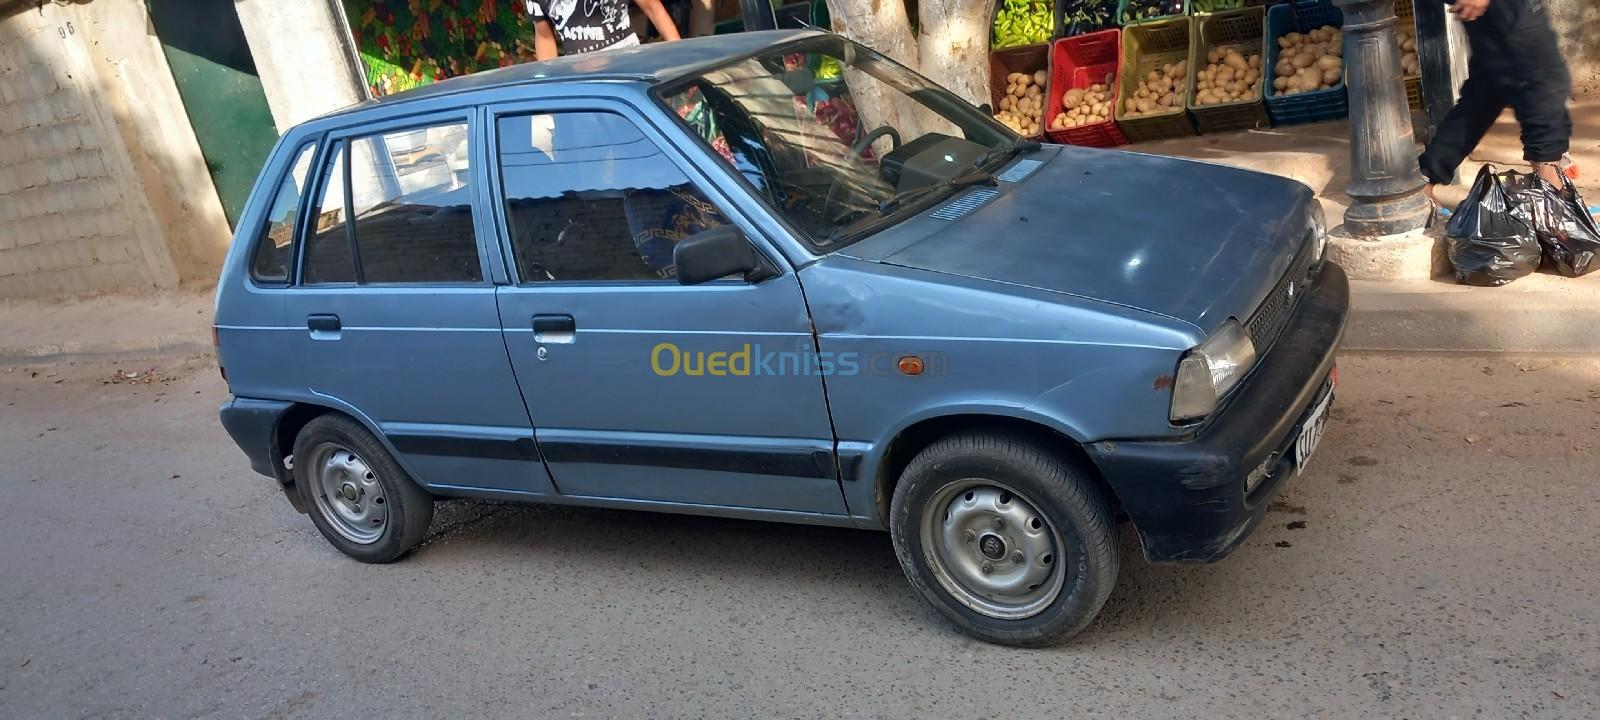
top-left (1245, 230), bottom-right (1320, 352)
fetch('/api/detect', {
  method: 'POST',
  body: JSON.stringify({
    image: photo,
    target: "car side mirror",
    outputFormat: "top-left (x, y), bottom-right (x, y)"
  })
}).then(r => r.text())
top-left (674, 225), bottom-right (774, 285)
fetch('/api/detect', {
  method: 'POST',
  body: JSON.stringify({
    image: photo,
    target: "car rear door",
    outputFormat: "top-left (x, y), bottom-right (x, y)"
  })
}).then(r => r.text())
top-left (484, 99), bottom-right (847, 516)
top-left (282, 110), bottom-right (555, 496)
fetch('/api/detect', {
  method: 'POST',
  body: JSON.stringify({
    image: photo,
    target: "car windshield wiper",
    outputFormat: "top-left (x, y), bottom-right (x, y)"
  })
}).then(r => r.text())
top-left (977, 137), bottom-right (1041, 170)
top-left (876, 169), bottom-right (999, 217)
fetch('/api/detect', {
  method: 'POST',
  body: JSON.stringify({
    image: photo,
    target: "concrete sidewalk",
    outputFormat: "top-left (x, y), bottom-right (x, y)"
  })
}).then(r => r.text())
top-left (0, 291), bottom-right (213, 364)
top-left (1133, 99), bottom-right (1600, 218)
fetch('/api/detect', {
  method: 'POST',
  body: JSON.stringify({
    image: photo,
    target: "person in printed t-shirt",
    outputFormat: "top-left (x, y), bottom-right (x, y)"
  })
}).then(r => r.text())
top-left (526, 0), bottom-right (681, 59)
top-left (523, 0), bottom-right (713, 278)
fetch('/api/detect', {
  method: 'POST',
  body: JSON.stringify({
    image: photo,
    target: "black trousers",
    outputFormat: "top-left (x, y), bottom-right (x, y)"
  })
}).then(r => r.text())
top-left (1417, 0), bottom-right (1572, 185)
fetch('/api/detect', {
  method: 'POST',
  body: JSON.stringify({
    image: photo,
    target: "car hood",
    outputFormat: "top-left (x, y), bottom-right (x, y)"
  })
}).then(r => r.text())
top-left (844, 145), bottom-right (1315, 333)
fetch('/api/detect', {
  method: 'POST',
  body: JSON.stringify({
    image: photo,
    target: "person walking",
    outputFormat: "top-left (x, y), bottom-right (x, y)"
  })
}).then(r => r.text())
top-left (1417, 0), bottom-right (1575, 200)
top-left (527, 0), bottom-right (682, 59)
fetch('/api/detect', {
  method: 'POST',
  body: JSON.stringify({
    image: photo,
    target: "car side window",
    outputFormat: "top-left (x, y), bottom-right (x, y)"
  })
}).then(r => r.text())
top-left (303, 140), bottom-right (356, 284)
top-left (303, 121), bottom-right (481, 285)
top-left (249, 142), bottom-right (317, 284)
top-left (496, 111), bottom-right (729, 283)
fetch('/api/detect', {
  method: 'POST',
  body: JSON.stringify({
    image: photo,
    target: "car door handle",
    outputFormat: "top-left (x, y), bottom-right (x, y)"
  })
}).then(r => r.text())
top-left (532, 314), bottom-right (575, 344)
top-left (307, 314), bottom-right (341, 339)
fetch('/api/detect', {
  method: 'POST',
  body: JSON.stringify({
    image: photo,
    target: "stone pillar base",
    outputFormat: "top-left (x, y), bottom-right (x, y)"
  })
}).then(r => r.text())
top-left (1327, 222), bottom-right (1449, 281)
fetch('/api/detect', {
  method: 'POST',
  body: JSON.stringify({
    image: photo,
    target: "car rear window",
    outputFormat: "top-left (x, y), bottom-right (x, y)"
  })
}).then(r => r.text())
top-left (249, 142), bottom-right (317, 284)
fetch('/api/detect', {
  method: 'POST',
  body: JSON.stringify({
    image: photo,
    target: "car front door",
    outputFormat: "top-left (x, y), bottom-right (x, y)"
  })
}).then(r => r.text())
top-left (486, 101), bottom-right (847, 516)
top-left (283, 112), bottom-right (555, 496)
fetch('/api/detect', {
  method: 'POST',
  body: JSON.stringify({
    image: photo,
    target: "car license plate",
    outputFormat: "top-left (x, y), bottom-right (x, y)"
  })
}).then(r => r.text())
top-left (1294, 392), bottom-right (1332, 475)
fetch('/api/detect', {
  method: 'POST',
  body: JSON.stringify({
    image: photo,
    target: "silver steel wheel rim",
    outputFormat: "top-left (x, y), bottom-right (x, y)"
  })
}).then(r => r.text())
top-left (309, 443), bottom-right (387, 545)
top-left (920, 480), bottom-right (1066, 620)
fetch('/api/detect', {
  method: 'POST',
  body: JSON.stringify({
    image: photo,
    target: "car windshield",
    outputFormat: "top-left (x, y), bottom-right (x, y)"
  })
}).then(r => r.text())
top-left (657, 35), bottom-right (1019, 252)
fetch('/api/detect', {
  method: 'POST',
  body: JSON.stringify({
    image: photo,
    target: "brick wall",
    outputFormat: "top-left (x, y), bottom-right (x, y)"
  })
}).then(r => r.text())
top-left (0, 8), bottom-right (161, 298)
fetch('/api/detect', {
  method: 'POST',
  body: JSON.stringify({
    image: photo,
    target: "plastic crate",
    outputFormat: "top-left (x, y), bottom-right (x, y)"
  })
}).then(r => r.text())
top-left (1114, 17), bottom-right (1197, 142)
top-left (991, 0), bottom-right (1060, 50)
top-left (1395, 0), bottom-right (1422, 111)
top-left (1186, 6), bottom-right (1269, 134)
top-left (989, 44), bottom-right (1052, 139)
top-left (1263, 0), bottom-right (1347, 126)
top-left (1056, 0), bottom-right (1120, 39)
top-left (1118, 0), bottom-right (1189, 26)
top-left (1044, 30), bottom-right (1129, 147)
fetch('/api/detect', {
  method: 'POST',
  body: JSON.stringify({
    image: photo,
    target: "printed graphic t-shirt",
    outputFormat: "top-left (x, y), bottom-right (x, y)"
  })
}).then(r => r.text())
top-left (526, 0), bottom-right (641, 55)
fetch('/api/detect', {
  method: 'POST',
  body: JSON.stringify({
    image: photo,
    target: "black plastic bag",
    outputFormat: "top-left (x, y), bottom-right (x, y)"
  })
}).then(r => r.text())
top-left (1526, 174), bottom-right (1600, 277)
top-left (1446, 166), bottom-right (1542, 287)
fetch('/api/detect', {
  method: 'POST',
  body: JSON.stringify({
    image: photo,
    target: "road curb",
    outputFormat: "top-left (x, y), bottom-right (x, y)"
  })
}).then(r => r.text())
top-left (0, 333), bottom-right (213, 365)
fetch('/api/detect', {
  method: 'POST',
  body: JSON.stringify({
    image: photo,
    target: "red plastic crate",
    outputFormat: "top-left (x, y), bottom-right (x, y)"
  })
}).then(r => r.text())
top-left (989, 44), bottom-right (1052, 140)
top-left (1044, 30), bottom-right (1129, 148)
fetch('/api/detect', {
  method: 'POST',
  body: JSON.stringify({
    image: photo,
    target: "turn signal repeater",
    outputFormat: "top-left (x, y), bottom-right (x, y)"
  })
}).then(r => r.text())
top-left (898, 356), bottom-right (925, 376)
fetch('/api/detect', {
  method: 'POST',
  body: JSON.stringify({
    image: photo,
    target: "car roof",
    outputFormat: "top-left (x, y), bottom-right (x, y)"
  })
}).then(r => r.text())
top-left (317, 29), bottom-right (824, 123)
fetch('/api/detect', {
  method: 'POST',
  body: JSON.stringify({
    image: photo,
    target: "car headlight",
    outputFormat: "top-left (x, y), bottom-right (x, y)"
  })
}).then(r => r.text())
top-left (1307, 201), bottom-right (1329, 262)
top-left (1170, 319), bottom-right (1257, 423)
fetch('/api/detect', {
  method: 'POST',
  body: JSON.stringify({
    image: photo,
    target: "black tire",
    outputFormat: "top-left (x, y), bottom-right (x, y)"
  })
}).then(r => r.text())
top-left (889, 431), bottom-right (1119, 647)
top-left (293, 414), bottom-right (433, 563)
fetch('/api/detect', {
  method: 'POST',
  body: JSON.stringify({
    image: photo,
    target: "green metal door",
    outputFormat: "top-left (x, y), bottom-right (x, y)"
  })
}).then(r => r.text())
top-left (148, 0), bottom-right (279, 228)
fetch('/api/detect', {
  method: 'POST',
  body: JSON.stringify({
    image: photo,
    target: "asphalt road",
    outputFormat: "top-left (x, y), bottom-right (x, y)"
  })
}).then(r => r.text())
top-left (2, 354), bottom-right (1597, 719)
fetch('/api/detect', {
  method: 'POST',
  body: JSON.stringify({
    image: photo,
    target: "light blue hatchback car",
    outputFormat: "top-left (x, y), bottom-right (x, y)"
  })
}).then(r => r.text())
top-left (217, 30), bottom-right (1347, 646)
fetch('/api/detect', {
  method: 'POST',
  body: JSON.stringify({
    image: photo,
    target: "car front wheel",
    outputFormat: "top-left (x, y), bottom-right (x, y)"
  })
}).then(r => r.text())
top-left (889, 431), bottom-right (1119, 646)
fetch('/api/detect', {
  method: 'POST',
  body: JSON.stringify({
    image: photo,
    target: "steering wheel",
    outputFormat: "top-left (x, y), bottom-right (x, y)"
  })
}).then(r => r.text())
top-left (850, 125), bottom-right (902, 157)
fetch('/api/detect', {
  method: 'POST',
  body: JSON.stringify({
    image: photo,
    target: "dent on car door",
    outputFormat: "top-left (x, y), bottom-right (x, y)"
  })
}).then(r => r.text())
top-left (487, 106), bottom-right (848, 515)
top-left (283, 115), bottom-right (555, 496)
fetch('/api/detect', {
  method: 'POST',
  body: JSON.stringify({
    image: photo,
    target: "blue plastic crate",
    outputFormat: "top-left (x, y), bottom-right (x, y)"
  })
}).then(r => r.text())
top-left (1263, 0), bottom-right (1347, 126)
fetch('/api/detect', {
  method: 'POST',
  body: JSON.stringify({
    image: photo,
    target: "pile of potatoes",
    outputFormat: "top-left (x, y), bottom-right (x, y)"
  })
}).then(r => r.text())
top-left (1398, 22), bottom-right (1420, 76)
top-left (1194, 46), bottom-right (1263, 106)
top-left (996, 70), bottom-right (1049, 136)
top-left (1051, 83), bottom-right (1114, 130)
top-left (1272, 25), bottom-right (1343, 96)
top-left (1122, 60), bottom-right (1188, 118)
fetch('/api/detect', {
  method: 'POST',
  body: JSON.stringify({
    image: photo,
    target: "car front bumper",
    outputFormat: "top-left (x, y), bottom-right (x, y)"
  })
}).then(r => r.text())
top-left (1086, 261), bottom-right (1350, 563)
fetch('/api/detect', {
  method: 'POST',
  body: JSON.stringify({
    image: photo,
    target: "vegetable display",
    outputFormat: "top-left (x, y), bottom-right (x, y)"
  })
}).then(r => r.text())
top-left (816, 55), bottom-right (843, 81)
top-left (1190, 0), bottom-right (1244, 12)
top-left (993, 0), bottom-right (1053, 49)
top-left (1121, 0), bottom-right (1184, 23)
top-left (1122, 60), bottom-right (1188, 117)
top-left (1271, 26), bottom-right (1344, 96)
top-left (1397, 22), bottom-right (1420, 76)
top-left (1059, 0), bottom-right (1117, 36)
top-left (995, 70), bottom-right (1050, 136)
top-left (1194, 46), bottom-right (1263, 106)
top-left (1051, 82), bottom-right (1114, 130)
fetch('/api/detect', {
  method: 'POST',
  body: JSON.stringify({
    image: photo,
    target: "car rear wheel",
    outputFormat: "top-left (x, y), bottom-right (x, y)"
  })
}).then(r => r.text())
top-left (889, 431), bottom-right (1118, 646)
top-left (293, 414), bottom-right (433, 563)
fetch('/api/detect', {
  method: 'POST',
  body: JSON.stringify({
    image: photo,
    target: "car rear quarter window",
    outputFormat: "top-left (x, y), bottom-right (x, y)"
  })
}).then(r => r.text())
top-left (495, 111), bottom-right (727, 282)
top-left (249, 142), bottom-right (317, 284)
top-left (303, 122), bottom-right (481, 285)
top-left (304, 139), bottom-right (357, 284)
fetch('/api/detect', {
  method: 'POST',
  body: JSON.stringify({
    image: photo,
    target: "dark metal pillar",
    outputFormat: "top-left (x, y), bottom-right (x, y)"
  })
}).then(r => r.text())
top-left (1333, 0), bottom-right (1432, 236)
top-left (738, 0), bottom-right (778, 30)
